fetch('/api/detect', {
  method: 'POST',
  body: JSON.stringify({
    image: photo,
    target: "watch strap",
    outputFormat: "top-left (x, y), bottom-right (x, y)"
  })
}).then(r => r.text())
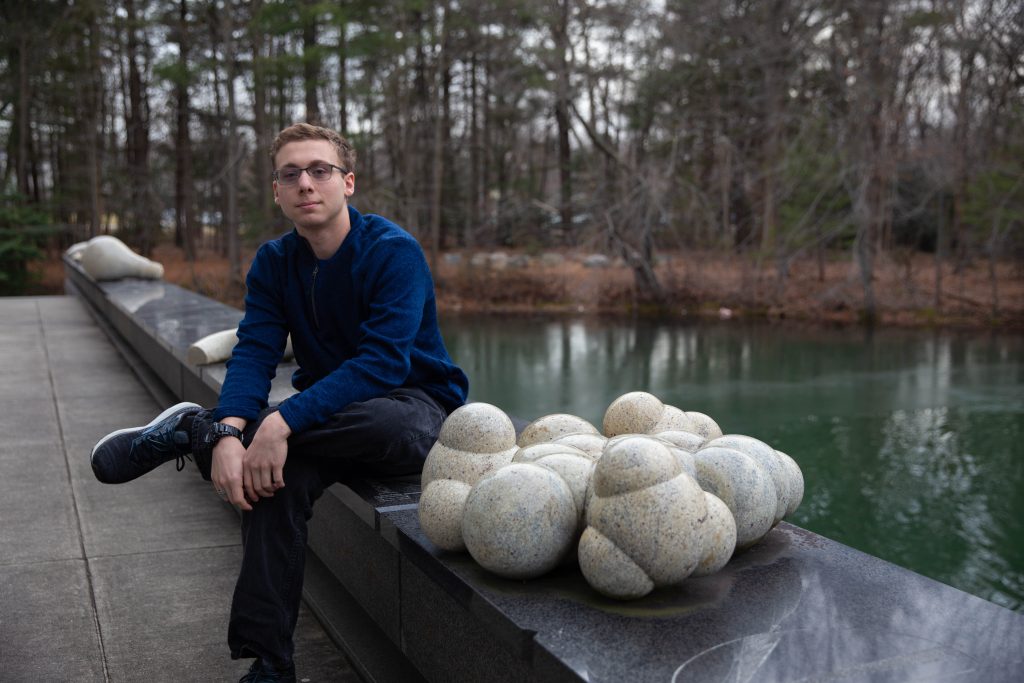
top-left (210, 422), bottom-right (243, 442)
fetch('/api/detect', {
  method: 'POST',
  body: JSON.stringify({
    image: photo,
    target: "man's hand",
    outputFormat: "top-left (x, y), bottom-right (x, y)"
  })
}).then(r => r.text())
top-left (211, 418), bottom-right (250, 511)
top-left (243, 411), bottom-right (291, 502)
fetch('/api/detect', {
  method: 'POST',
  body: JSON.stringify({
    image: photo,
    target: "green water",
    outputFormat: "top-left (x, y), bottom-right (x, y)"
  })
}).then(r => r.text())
top-left (442, 315), bottom-right (1024, 612)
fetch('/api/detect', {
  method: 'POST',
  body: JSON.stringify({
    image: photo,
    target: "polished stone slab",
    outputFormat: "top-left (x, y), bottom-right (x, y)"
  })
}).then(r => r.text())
top-left (379, 508), bottom-right (1024, 681)
top-left (96, 276), bottom-right (243, 356)
top-left (67, 260), bottom-right (298, 408)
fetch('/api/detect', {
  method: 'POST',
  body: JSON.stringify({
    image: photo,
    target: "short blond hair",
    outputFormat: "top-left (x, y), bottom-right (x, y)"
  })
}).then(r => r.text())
top-left (270, 123), bottom-right (357, 172)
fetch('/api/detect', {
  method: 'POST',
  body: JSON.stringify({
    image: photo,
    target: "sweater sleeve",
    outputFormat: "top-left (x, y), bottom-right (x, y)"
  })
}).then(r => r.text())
top-left (276, 235), bottom-right (428, 433)
top-left (213, 245), bottom-right (289, 422)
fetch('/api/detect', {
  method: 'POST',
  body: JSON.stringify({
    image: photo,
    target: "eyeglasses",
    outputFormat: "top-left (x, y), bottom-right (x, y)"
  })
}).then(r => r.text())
top-left (273, 163), bottom-right (348, 185)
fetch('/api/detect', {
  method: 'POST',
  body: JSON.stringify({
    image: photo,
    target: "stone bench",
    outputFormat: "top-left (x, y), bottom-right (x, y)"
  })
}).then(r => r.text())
top-left (64, 257), bottom-right (1024, 682)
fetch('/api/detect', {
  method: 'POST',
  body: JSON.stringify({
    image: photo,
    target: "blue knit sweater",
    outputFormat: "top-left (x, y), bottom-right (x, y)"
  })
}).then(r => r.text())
top-left (213, 206), bottom-right (468, 433)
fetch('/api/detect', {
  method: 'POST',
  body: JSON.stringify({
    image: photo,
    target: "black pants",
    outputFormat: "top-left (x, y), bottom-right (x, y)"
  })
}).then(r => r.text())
top-left (193, 387), bottom-right (447, 669)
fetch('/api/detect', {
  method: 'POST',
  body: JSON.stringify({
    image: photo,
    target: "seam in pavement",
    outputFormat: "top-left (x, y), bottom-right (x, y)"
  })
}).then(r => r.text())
top-left (38, 300), bottom-right (112, 683)
top-left (78, 541), bottom-right (243, 562)
top-left (0, 541), bottom-right (242, 568)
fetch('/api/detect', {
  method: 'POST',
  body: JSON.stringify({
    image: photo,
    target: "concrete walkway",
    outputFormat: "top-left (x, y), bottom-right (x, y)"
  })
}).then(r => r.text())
top-left (0, 297), bottom-right (355, 682)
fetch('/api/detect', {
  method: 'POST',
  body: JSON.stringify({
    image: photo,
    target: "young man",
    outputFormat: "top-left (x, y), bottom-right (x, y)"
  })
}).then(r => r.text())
top-left (90, 123), bottom-right (469, 683)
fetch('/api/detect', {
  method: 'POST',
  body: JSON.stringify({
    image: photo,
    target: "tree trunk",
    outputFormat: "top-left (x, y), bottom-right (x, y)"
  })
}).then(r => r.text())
top-left (124, 0), bottom-right (152, 254)
top-left (174, 0), bottom-right (197, 261)
top-left (16, 32), bottom-right (30, 198)
top-left (303, 0), bottom-right (320, 124)
top-left (220, 2), bottom-right (242, 284)
top-left (337, 16), bottom-right (348, 133)
top-left (251, 0), bottom-right (275, 236)
top-left (467, 51), bottom-right (480, 247)
top-left (987, 235), bottom-right (1000, 319)
top-left (413, 8), bottom-right (430, 231)
top-left (552, 0), bottom-right (573, 244)
top-left (85, 6), bottom-right (103, 237)
top-left (429, 18), bottom-right (447, 273)
top-left (934, 194), bottom-right (944, 311)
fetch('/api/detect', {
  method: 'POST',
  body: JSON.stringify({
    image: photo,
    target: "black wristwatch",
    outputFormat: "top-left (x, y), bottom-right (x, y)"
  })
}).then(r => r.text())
top-left (210, 422), bottom-right (243, 444)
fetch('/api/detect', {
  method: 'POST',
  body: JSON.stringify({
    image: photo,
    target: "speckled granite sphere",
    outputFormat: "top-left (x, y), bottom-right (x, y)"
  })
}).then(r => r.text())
top-left (650, 405), bottom-right (697, 434)
top-left (418, 479), bottom-right (473, 551)
top-left (577, 527), bottom-right (653, 599)
top-left (668, 445), bottom-right (698, 480)
top-left (685, 411), bottom-right (723, 440)
top-left (513, 442), bottom-right (590, 463)
top-left (776, 450), bottom-right (804, 517)
top-left (421, 403), bottom-right (517, 488)
top-left (579, 436), bottom-right (707, 599)
top-left (691, 492), bottom-right (737, 577)
top-left (462, 463), bottom-right (578, 579)
top-left (517, 414), bottom-right (600, 448)
top-left (655, 430), bottom-right (705, 453)
top-left (603, 392), bottom-right (699, 438)
top-left (605, 433), bottom-right (697, 480)
top-left (528, 452), bottom-right (594, 530)
top-left (602, 392), bottom-right (664, 436)
top-left (706, 434), bottom-right (790, 525)
top-left (419, 403), bottom-right (518, 552)
top-left (692, 445), bottom-right (775, 550)
top-left (552, 432), bottom-right (607, 461)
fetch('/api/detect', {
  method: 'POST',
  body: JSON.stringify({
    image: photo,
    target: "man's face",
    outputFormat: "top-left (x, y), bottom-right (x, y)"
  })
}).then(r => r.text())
top-left (272, 139), bottom-right (355, 233)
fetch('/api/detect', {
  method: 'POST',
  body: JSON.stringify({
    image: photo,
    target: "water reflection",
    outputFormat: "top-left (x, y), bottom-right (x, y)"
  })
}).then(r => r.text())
top-left (442, 315), bottom-right (1024, 611)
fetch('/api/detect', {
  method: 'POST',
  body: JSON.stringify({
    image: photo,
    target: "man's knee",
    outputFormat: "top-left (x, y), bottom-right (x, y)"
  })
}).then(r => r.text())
top-left (248, 458), bottom-right (325, 522)
top-left (355, 388), bottom-right (446, 442)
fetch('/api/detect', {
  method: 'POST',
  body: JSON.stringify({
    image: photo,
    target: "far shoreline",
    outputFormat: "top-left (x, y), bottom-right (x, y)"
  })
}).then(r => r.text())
top-left (35, 244), bottom-right (1024, 332)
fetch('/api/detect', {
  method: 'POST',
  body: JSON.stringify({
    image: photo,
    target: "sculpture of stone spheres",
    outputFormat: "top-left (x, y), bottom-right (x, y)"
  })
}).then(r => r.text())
top-left (71, 235), bottom-right (165, 281)
top-left (418, 403), bottom-right (518, 552)
top-left (418, 391), bottom-right (805, 600)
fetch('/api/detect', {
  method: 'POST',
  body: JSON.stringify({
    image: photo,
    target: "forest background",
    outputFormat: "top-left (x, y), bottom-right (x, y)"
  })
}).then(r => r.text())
top-left (1, 0), bottom-right (1022, 327)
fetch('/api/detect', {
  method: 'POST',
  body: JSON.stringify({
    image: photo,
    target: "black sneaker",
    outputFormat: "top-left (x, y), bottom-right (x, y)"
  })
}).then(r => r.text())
top-left (90, 402), bottom-right (202, 484)
top-left (239, 659), bottom-right (296, 683)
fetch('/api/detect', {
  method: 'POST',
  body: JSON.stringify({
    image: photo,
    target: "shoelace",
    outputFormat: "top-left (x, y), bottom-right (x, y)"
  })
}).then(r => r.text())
top-left (131, 422), bottom-right (192, 471)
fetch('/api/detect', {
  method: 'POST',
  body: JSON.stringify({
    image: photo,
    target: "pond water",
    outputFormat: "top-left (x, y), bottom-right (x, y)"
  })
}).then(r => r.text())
top-left (441, 315), bottom-right (1024, 612)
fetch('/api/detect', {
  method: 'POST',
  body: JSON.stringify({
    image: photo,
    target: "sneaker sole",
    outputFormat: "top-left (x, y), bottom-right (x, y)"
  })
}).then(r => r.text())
top-left (90, 401), bottom-right (202, 464)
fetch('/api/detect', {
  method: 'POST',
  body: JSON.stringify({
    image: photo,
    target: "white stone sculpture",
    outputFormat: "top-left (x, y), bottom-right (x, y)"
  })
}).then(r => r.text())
top-left (691, 492), bottom-right (737, 577)
top-left (653, 430), bottom-right (704, 478)
top-left (65, 240), bottom-right (88, 261)
top-left (418, 403), bottom-right (518, 552)
top-left (513, 442), bottom-right (590, 464)
top-left (79, 235), bottom-right (164, 281)
top-left (605, 433), bottom-right (696, 480)
top-left (684, 411), bottom-right (724, 440)
top-left (665, 443), bottom-right (698, 480)
top-left (578, 436), bottom-right (707, 599)
top-left (462, 463), bottom-right (578, 579)
top-left (551, 432), bottom-right (607, 461)
top-left (705, 434), bottom-right (791, 526)
top-left (655, 430), bottom-right (705, 453)
top-left (602, 391), bottom-right (697, 436)
top-left (775, 450), bottom-right (805, 517)
top-left (692, 445), bottom-right (776, 550)
top-left (186, 329), bottom-right (295, 366)
top-left (513, 447), bottom-right (594, 532)
top-left (517, 413), bottom-right (600, 448)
